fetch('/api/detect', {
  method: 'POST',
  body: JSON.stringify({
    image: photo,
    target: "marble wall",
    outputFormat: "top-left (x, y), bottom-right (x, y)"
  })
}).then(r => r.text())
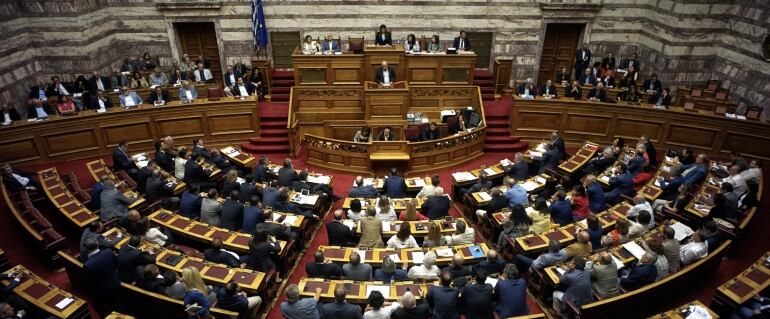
top-left (1, 0), bottom-right (767, 108)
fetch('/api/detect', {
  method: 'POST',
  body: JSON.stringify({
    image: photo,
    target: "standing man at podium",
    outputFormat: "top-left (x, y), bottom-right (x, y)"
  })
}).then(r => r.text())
top-left (377, 127), bottom-right (396, 141)
top-left (375, 61), bottom-right (396, 85)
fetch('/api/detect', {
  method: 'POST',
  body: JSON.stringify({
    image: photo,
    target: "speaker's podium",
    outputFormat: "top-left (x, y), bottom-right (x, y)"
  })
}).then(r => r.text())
top-left (364, 81), bottom-right (408, 120)
top-left (369, 141), bottom-right (410, 176)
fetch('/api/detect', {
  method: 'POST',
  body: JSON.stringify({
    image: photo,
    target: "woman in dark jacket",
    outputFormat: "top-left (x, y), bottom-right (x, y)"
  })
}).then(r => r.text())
top-left (247, 230), bottom-right (281, 274)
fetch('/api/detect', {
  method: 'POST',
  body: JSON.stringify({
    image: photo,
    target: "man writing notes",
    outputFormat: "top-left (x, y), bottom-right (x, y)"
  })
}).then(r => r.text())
top-left (375, 61), bottom-right (396, 85)
top-left (453, 30), bottom-right (472, 51)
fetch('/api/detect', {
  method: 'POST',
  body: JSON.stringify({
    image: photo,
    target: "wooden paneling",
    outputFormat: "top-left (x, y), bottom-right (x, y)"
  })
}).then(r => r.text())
top-left (176, 23), bottom-right (222, 80)
top-left (0, 97), bottom-right (259, 165)
top-left (271, 31), bottom-right (300, 68)
top-left (466, 32), bottom-right (493, 68)
top-left (510, 96), bottom-right (770, 160)
top-left (538, 23), bottom-right (583, 84)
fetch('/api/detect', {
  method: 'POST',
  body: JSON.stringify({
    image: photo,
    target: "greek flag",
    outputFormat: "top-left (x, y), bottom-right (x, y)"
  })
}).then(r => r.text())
top-left (251, 0), bottom-right (268, 50)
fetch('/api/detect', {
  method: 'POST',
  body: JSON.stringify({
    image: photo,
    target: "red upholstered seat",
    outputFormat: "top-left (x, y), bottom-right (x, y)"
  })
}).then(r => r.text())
top-left (207, 87), bottom-right (222, 98)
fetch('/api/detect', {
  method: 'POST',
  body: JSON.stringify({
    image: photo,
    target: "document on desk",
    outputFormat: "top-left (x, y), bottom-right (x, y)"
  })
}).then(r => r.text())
top-left (55, 297), bottom-right (74, 309)
top-left (356, 250), bottom-right (367, 262)
top-left (452, 172), bottom-right (476, 181)
top-left (388, 254), bottom-right (401, 263)
top-left (485, 277), bottom-right (499, 287)
top-left (483, 168), bottom-right (497, 176)
top-left (366, 285), bottom-right (390, 299)
top-left (282, 215), bottom-right (297, 226)
top-left (600, 175), bottom-right (611, 183)
top-left (670, 222), bottom-right (694, 241)
top-left (435, 248), bottom-right (454, 258)
top-left (621, 242), bottom-right (646, 260)
top-left (411, 178), bottom-right (426, 187)
top-left (612, 255), bottom-right (625, 270)
top-left (307, 175), bottom-right (331, 184)
top-left (411, 251), bottom-right (425, 264)
top-left (529, 151), bottom-right (543, 158)
top-left (342, 220), bottom-right (356, 230)
top-left (221, 146), bottom-right (240, 157)
top-left (521, 181), bottom-right (539, 192)
top-left (382, 221), bottom-right (392, 232)
top-left (477, 192), bottom-right (492, 201)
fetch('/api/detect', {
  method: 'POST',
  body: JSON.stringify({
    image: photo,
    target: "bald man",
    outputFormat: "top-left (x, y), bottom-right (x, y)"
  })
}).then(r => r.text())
top-left (561, 231), bottom-right (592, 261)
top-left (620, 252), bottom-right (657, 290)
top-left (117, 209), bottom-right (142, 236)
top-left (375, 60), bottom-right (396, 84)
top-left (443, 253), bottom-right (472, 287)
top-left (320, 286), bottom-right (361, 318)
top-left (326, 209), bottom-right (357, 246)
top-left (473, 249), bottom-right (505, 275)
top-left (590, 252), bottom-right (619, 298)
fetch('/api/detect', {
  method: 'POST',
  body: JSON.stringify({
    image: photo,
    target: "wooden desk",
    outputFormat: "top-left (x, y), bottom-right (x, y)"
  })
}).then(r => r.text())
top-left (37, 167), bottom-right (99, 227)
top-left (1, 97), bottom-right (259, 165)
top-left (297, 277), bottom-right (427, 304)
top-left (220, 146), bottom-right (255, 168)
top-left (684, 173), bottom-right (721, 220)
top-left (85, 159), bottom-right (145, 209)
top-left (715, 252), bottom-right (770, 306)
top-left (341, 197), bottom-right (425, 211)
top-left (648, 300), bottom-right (719, 319)
top-left (318, 243), bottom-right (489, 267)
top-left (364, 81), bottom-right (409, 120)
top-left (130, 153), bottom-right (187, 195)
top-left (558, 142), bottom-right (600, 174)
top-left (405, 52), bottom-right (476, 85)
top-left (510, 96), bottom-right (770, 161)
top-left (4, 265), bottom-right (89, 319)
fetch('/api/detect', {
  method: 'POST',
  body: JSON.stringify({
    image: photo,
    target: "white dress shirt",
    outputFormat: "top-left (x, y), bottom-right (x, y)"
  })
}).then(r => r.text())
top-left (679, 241), bottom-right (707, 265)
top-left (382, 70), bottom-right (391, 84)
top-left (12, 173), bottom-right (29, 187)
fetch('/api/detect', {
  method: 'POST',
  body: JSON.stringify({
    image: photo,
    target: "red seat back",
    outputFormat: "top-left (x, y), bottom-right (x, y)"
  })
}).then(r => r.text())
top-left (207, 87), bottom-right (222, 98)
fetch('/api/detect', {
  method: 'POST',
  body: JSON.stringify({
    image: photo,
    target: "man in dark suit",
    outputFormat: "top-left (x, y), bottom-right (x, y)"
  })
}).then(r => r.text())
top-left (204, 237), bottom-right (241, 267)
top-left (621, 53), bottom-right (641, 71)
top-left (239, 175), bottom-right (258, 203)
top-left (184, 152), bottom-right (213, 189)
top-left (550, 132), bottom-right (566, 159)
top-left (602, 53), bottom-right (616, 70)
top-left (277, 158), bottom-right (298, 187)
top-left (460, 172), bottom-right (492, 197)
top-left (494, 264), bottom-right (530, 317)
top-left (427, 271), bottom-right (461, 319)
top-left (116, 236), bottom-right (156, 283)
top-left (472, 249), bottom-right (505, 275)
top-left (145, 170), bottom-right (179, 208)
top-left (348, 176), bottom-right (380, 198)
top-left (233, 77), bottom-right (256, 97)
top-left (600, 73), bottom-right (615, 88)
top-left (604, 163), bottom-right (634, 204)
top-left (421, 122), bottom-right (441, 141)
top-left (327, 209), bottom-right (357, 246)
top-left (680, 154), bottom-right (709, 186)
top-left (453, 30), bottom-right (472, 51)
top-left (517, 79), bottom-right (536, 96)
top-left (136, 160), bottom-right (157, 193)
top-left (320, 286), bottom-right (363, 319)
top-left (578, 68), bottom-right (597, 86)
top-left (461, 270), bottom-right (494, 319)
top-left (620, 252), bottom-right (657, 290)
top-left (149, 87), bottom-right (171, 106)
top-left (191, 139), bottom-right (211, 160)
top-left (574, 44), bottom-right (591, 80)
top-left (505, 152), bottom-right (530, 181)
top-left (179, 185), bottom-right (202, 219)
top-left (306, 251), bottom-right (343, 279)
top-left (89, 90), bottom-right (113, 110)
top-left (540, 79), bottom-right (557, 98)
top-left (485, 188), bottom-right (509, 215)
top-left (582, 148), bottom-right (616, 176)
top-left (89, 71), bottom-right (111, 92)
top-left (649, 88), bottom-right (672, 107)
top-left (152, 141), bottom-right (174, 173)
top-left (383, 168), bottom-right (407, 198)
top-left (549, 191), bottom-right (573, 226)
top-left (112, 140), bottom-right (139, 179)
top-left (220, 190), bottom-right (244, 231)
top-left (540, 143), bottom-right (561, 173)
top-left (642, 74), bottom-right (662, 93)
top-left (565, 80), bottom-right (582, 99)
top-left (28, 79), bottom-right (49, 101)
top-left (374, 61), bottom-right (396, 85)
top-left (223, 65), bottom-right (241, 88)
top-left (321, 33), bottom-right (342, 52)
top-left (587, 82), bottom-right (608, 102)
top-left (376, 127), bottom-right (396, 141)
top-left (82, 238), bottom-right (121, 314)
top-left (421, 187), bottom-right (451, 219)
top-left (274, 187), bottom-right (316, 220)
top-left (1, 163), bottom-right (41, 192)
top-left (46, 76), bottom-right (74, 99)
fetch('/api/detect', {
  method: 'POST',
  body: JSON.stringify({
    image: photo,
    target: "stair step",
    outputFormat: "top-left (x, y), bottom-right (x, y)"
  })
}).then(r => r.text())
top-left (260, 128), bottom-right (289, 136)
top-left (271, 87), bottom-right (291, 94)
top-left (474, 70), bottom-right (494, 80)
top-left (480, 87), bottom-right (495, 94)
top-left (483, 141), bottom-right (529, 152)
top-left (485, 136), bottom-right (520, 143)
top-left (481, 94), bottom-right (495, 101)
top-left (485, 127), bottom-right (510, 135)
top-left (249, 137), bottom-right (289, 144)
top-left (261, 120), bottom-right (287, 128)
top-left (485, 119), bottom-right (509, 126)
top-left (272, 80), bottom-right (295, 87)
top-left (474, 80), bottom-right (494, 86)
top-left (271, 94), bottom-right (290, 102)
top-left (271, 70), bottom-right (294, 79)
top-left (240, 143), bottom-right (291, 153)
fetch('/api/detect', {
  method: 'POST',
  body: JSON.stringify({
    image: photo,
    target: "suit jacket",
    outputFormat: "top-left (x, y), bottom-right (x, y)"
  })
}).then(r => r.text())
top-left (602, 57), bottom-right (617, 69)
top-left (627, 155), bottom-right (646, 176)
top-left (556, 71), bottom-right (571, 84)
top-left (224, 70), bottom-right (241, 87)
top-left (587, 88), bottom-right (607, 102)
top-left (239, 182), bottom-right (258, 203)
top-left (220, 199), bottom-right (244, 231)
top-left (29, 85), bottom-right (49, 100)
top-left (549, 199), bottom-right (573, 226)
top-left (560, 269), bottom-right (593, 306)
top-left (1, 170), bottom-right (36, 192)
top-left (204, 248), bottom-right (240, 267)
top-left (358, 216), bottom-right (384, 248)
top-left (83, 249), bottom-right (121, 296)
top-left (46, 83), bottom-right (74, 98)
top-left (506, 160), bottom-right (529, 181)
top-left (375, 66), bottom-right (396, 84)
top-left (119, 92), bottom-right (143, 107)
top-left (591, 263), bottom-right (619, 298)
top-left (277, 167), bottom-right (298, 187)
top-left (180, 191), bottom-right (202, 219)
top-left (116, 245), bottom-right (156, 283)
top-left (112, 147), bottom-right (136, 173)
top-left (421, 195), bottom-right (451, 219)
top-left (89, 76), bottom-right (111, 92)
top-left (681, 163), bottom-right (707, 185)
top-left (327, 220), bottom-right (358, 246)
top-left (587, 183), bottom-right (606, 213)
top-left (575, 48), bottom-right (592, 67)
top-left (383, 175), bottom-right (407, 198)
top-left (183, 160), bottom-right (210, 186)
top-left (149, 91), bottom-right (171, 105)
top-left (321, 40), bottom-right (341, 52)
top-left (233, 83), bottom-right (256, 97)
top-left (541, 148), bottom-right (561, 172)
top-left (154, 150), bottom-right (175, 173)
top-left (601, 76), bottom-right (616, 88)
top-left (540, 84), bottom-right (557, 97)
top-left (178, 86), bottom-right (198, 101)
top-left (517, 84), bottom-right (536, 96)
top-left (649, 93), bottom-right (672, 106)
top-left (421, 127), bottom-right (441, 141)
top-left (375, 32), bottom-right (392, 46)
top-left (579, 74), bottom-right (597, 86)
top-left (306, 262), bottom-right (343, 279)
top-left (89, 96), bottom-right (113, 110)
top-left (348, 185), bottom-right (380, 198)
top-left (100, 188), bottom-right (134, 221)
top-left (391, 304), bottom-right (431, 319)
top-left (621, 58), bottom-right (641, 71)
top-left (643, 79), bottom-right (662, 92)
top-left (169, 74), bottom-right (187, 85)
top-left (494, 278), bottom-right (529, 317)
top-left (620, 263), bottom-right (656, 290)
top-left (605, 172), bottom-right (634, 202)
top-left (660, 176), bottom-right (684, 201)
top-left (2, 108), bottom-right (21, 122)
top-left (565, 84), bottom-right (582, 99)
top-left (320, 302), bottom-right (362, 319)
top-left (376, 131), bottom-right (396, 141)
top-left (145, 175), bottom-right (174, 202)
top-left (462, 283), bottom-right (494, 319)
top-left (453, 36), bottom-right (472, 50)
top-left (467, 181), bottom-right (493, 194)
top-left (427, 285), bottom-right (460, 319)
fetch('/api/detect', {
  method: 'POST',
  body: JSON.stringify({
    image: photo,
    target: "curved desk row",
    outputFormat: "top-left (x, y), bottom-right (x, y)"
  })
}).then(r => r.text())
top-left (0, 96), bottom-right (259, 165)
top-left (510, 96), bottom-right (770, 160)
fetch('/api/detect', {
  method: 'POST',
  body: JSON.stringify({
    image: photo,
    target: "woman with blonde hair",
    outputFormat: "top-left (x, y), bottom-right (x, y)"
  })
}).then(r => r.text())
top-left (222, 169), bottom-right (240, 195)
top-left (398, 198), bottom-right (428, 221)
top-left (422, 221), bottom-right (446, 247)
top-left (375, 195), bottom-right (397, 221)
top-left (182, 267), bottom-right (215, 317)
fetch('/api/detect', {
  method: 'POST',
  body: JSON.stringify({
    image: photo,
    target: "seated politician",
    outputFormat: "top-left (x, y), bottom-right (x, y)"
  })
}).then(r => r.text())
top-left (587, 82), bottom-right (608, 102)
top-left (617, 85), bottom-right (642, 103)
top-left (453, 30), bottom-right (472, 51)
top-left (119, 86), bottom-right (143, 108)
top-left (600, 72), bottom-right (615, 88)
top-left (541, 79), bottom-right (557, 98)
top-left (375, 61), bottom-right (396, 85)
top-left (89, 90), bottom-right (112, 110)
top-left (149, 87), bottom-right (171, 106)
top-left (517, 78), bottom-right (536, 97)
top-left (421, 122), bottom-right (441, 141)
top-left (1, 103), bottom-right (21, 126)
top-left (353, 126), bottom-right (372, 143)
top-left (178, 80), bottom-right (198, 102)
top-left (427, 35), bottom-right (442, 53)
top-left (377, 127), bottom-right (396, 141)
top-left (404, 34), bottom-right (420, 53)
top-left (375, 24), bottom-right (392, 46)
top-left (302, 35), bottom-right (320, 54)
top-left (233, 77), bottom-right (257, 97)
top-left (643, 74), bottom-right (662, 93)
top-left (56, 95), bottom-right (77, 115)
top-left (320, 33), bottom-right (340, 53)
top-left (565, 80), bottom-right (582, 99)
top-left (649, 88), bottom-right (672, 107)
top-left (579, 68), bottom-right (597, 86)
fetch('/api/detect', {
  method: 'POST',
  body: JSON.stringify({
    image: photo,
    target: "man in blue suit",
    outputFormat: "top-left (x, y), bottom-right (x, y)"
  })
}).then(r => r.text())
top-left (82, 237), bottom-right (121, 314)
top-left (179, 185), bottom-right (202, 219)
top-left (382, 168), bottom-right (407, 198)
top-left (494, 264), bottom-right (530, 317)
top-left (578, 68), bottom-right (597, 86)
top-left (584, 175), bottom-right (605, 213)
top-left (178, 80), bottom-right (198, 102)
top-left (627, 146), bottom-right (646, 176)
top-left (118, 86), bottom-right (142, 108)
top-left (680, 154), bottom-right (709, 185)
top-left (320, 33), bottom-right (341, 53)
top-left (517, 78), bottom-right (536, 96)
top-left (348, 176), bottom-right (380, 198)
top-left (505, 152), bottom-right (530, 181)
top-left (223, 65), bottom-right (241, 88)
top-left (658, 167), bottom-right (684, 201)
top-left (620, 252), bottom-right (657, 290)
top-left (549, 190), bottom-right (573, 226)
top-left (604, 163), bottom-right (634, 204)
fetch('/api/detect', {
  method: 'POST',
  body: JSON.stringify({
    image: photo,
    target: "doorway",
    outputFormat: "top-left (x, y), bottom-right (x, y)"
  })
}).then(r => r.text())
top-left (176, 22), bottom-right (223, 81)
top-left (538, 23), bottom-right (584, 84)
top-left (271, 31), bottom-right (301, 68)
top-left (466, 32), bottom-right (494, 68)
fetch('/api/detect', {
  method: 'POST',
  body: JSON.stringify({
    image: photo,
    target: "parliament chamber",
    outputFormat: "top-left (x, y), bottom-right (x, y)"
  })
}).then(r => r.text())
top-left (1, 1), bottom-right (769, 319)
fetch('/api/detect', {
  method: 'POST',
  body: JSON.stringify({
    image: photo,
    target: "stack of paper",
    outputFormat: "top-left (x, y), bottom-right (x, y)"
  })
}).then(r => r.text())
top-left (485, 277), bottom-right (499, 287)
top-left (612, 255), bottom-right (625, 269)
top-left (535, 176), bottom-right (547, 184)
top-left (382, 221), bottom-right (392, 232)
top-left (342, 220), bottom-right (356, 230)
top-left (452, 172), bottom-right (476, 181)
top-left (55, 297), bottom-right (75, 310)
top-left (283, 215), bottom-right (297, 226)
top-left (524, 206), bottom-right (536, 215)
top-left (435, 248), bottom-right (453, 258)
top-left (236, 177), bottom-right (245, 184)
top-left (621, 241), bottom-right (646, 260)
top-left (356, 250), bottom-right (367, 262)
top-left (654, 179), bottom-right (661, 187)
top-left (483, 168), bottom-right (496, 176)
top-left (556, 267), bottom-right (566, 275)
top-left (477, 192), bottom-right (492, 201)
top-left (500, 158), bottom-right (511, 166)
top-left (388, 254), bottom-right (401, 262)
top-left (670, 222), bottom-right (694, 241)
top-left (366, 285), bottom-right (391, 299)
top-left (600, 176), bottom-right (611, 183)
top-left (221, 146), bottom-right (240, 156)
top-left (521, 181), bottom-right (539, 192)
top-left (411, 178), bottom-right (426, 187)
top-left (529, 151), bottom-right (543, 158)
top-left (411, 251), bottom-right (425, 264)
top-left (307, 175), bottom-right (331, 184)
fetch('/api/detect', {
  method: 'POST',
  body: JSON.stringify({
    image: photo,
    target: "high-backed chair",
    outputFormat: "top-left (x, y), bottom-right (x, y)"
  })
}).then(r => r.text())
top-left (207, 87), bottom-right (222, 98)
top-left (348, 36), bottom-right (364, 53)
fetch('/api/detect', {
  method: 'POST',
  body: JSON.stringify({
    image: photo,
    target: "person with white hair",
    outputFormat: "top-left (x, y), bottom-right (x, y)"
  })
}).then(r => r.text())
top-left (280, 284), bottom-right (322, 319)
top-left (407, 251), bottom-right (441, 280)
top-left (420, 186), bottom-right (451, 219)
top-left (517, 78), bottom-right (536, 97)
top-left (444, 219), bottom-right (475, 245)
top-left (391, 290), bottom-right (431, 319)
